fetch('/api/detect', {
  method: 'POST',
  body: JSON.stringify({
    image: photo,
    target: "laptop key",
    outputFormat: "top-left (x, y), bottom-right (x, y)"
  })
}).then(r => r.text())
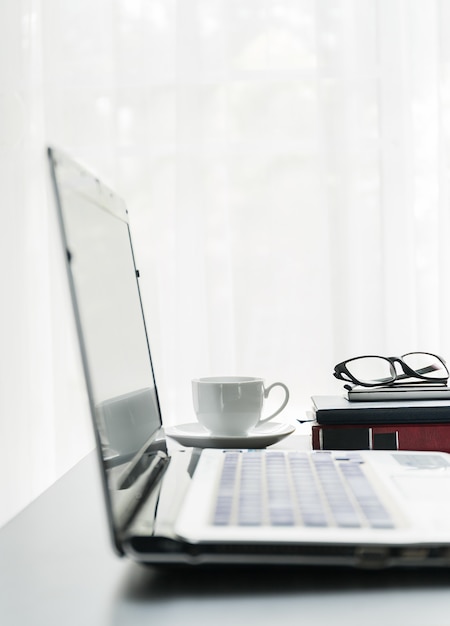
top-left (289, 453), bottom-right (328, 526)
top-left (213, 453), bottom-right (239, 525)
top-left (238, 455), bottom-right (263, 525)
top-left (339, 463), bottom-right (395, 529)
top-left (266, 452), bottom-right (295, 526)
top-left (312, 454), bottom-right (361, 527)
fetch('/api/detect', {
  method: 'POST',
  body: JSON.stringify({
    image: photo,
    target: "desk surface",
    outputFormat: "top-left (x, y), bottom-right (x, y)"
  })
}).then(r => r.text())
top-left (2, 441), bottom-right (450, 626)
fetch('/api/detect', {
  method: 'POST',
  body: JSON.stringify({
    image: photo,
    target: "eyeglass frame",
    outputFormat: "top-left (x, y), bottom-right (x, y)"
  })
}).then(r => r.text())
top-left (333, 352), bottom-right (449, 388)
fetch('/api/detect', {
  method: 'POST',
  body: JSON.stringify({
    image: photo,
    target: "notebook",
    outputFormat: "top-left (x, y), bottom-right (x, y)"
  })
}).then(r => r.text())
top-left (48, 146), bottom-right (450, 569)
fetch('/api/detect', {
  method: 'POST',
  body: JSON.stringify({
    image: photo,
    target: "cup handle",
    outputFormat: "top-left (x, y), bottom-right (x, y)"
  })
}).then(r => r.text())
top-left (259, 382), bottom-right (290, 424)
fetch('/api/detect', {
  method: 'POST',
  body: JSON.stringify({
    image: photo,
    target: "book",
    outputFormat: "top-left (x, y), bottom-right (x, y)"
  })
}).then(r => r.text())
top-left (346, 384), bottom-right (450, 402)
top-left (311, 395), bottom-right (450, 425)
top-left (311, 421), bottom-right (450, 453)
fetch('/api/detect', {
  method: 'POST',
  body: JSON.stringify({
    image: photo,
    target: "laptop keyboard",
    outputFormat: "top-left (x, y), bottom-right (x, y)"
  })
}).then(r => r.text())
top-left (213, 450), bottom-right (395, 529)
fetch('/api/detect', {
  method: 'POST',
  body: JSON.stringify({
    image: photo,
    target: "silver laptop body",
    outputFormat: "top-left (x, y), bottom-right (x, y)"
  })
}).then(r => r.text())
top-left (48, 146), bottom-right (450, 569)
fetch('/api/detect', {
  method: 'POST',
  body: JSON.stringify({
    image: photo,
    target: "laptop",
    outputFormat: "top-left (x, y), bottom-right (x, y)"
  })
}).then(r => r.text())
top-left (48, 146), bottom-right (450, 569)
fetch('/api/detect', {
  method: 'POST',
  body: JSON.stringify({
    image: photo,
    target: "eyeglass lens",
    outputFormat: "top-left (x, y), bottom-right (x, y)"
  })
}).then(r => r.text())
top-left (401, 352), bottom-right (447, 378)
top-left (345, 357), bottom-right (395, 385)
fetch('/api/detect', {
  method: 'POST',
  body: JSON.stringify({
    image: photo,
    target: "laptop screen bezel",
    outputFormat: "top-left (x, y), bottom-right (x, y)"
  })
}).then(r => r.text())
top-left (48, 146), bottom-right (167, 555)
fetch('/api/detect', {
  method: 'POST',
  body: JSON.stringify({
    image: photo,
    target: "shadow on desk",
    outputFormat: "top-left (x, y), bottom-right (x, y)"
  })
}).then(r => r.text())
top-left (109, 562), bottom-right (450, 626)
top-left (118, 562), bottom-right (450, 601)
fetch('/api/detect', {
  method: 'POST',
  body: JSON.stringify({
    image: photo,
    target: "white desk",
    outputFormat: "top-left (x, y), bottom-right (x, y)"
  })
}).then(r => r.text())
top-left (2, 445), bottom-right (450, 626)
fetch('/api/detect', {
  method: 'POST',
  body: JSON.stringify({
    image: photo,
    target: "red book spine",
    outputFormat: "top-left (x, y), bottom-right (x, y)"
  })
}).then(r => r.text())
top-left (311, 422), bottom-right (450, 452)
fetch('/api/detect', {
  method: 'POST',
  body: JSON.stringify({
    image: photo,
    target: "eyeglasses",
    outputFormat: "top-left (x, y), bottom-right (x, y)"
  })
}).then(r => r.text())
top-left (333, 352), bottom-right (449, 388)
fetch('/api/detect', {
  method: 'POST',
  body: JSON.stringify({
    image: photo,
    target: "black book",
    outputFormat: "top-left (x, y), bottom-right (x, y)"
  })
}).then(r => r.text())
top-left (311, 395), bottom-right (450, 425)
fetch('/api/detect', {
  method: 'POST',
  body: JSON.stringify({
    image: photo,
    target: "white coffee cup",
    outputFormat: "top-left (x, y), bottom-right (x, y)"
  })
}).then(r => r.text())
top-left (192, 376), bottom-right (290, 436)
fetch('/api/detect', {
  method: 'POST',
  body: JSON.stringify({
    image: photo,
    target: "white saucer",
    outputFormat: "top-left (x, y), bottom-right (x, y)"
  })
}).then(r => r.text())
top-left (165, 421), bottom-right (295, 449)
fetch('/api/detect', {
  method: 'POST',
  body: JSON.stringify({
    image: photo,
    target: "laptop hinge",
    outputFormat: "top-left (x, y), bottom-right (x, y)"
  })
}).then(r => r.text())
top-left (119, 450), bottom-right (170, 531)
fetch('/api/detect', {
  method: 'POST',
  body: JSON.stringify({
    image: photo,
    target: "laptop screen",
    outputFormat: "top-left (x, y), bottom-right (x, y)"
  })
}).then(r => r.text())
top-left (49, 148), bottom-right (165, 548)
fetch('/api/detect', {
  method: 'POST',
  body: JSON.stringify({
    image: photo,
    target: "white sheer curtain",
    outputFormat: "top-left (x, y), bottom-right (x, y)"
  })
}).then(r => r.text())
top-left (2, 0), bottom-right (450, 527)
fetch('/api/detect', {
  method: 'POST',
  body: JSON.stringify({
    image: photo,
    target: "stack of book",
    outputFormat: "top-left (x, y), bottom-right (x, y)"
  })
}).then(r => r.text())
top-left (310, 385), bottom-right (450, 452)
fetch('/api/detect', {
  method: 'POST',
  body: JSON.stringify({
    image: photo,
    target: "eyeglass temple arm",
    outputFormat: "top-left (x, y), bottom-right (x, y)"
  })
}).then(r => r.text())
top-left (376, 364), bottom-right (448, 384)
